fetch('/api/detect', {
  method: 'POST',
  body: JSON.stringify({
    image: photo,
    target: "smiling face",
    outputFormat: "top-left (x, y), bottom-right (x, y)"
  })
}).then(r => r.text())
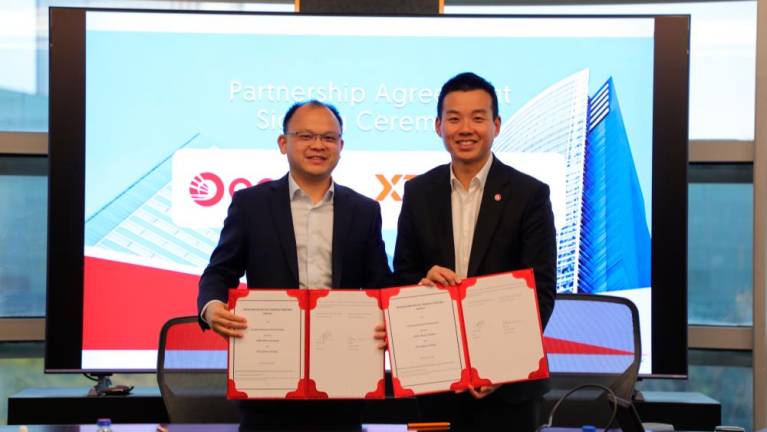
top-left (435, 89), bottom-right (501, 170)
top-left (278, 104), bottom-right (344, 185)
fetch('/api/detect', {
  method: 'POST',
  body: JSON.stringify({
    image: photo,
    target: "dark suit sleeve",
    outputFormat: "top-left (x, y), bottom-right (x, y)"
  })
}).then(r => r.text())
top-left (363, 201), bottom-right (394, 288)
top-left (393, 181), bottom-right (425, 285)
top-left (521, 182), bottom-right (557, 329)
top-left (197, 191), bottom-right (248, 328)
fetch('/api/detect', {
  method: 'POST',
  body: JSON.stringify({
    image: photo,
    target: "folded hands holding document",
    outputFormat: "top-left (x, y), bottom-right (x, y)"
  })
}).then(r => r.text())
top-left (225, 269), bottom-right (548, 400)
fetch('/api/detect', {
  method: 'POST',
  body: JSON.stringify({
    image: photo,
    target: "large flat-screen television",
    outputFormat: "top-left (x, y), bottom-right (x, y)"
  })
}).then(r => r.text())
top-left (47, 8), bottom-right (688, 377)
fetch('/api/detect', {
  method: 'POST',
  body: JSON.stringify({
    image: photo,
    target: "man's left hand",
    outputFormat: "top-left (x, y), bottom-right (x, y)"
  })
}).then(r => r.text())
top-left (373, 322), bottom-right (387, 350)
top-left (468, 383), bottom-right (501, 399)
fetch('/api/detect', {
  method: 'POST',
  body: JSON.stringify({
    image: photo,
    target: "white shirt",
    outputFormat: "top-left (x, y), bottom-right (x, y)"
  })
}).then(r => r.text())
top-left (450, 155), bottom-right (493, 279)
top-left (288, 174), bottom-right (334, 289)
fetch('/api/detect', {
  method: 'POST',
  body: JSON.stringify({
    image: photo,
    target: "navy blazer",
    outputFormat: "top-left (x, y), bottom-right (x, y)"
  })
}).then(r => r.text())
top-left (393, 155), bottom-right (557, 403)
top-left (198, 174), bottom-right (392, 327)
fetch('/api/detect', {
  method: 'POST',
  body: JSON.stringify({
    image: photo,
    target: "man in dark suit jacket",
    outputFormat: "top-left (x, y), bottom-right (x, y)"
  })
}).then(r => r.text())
top-left (197, 174), bottom-right (391, 319)
top-left (394, 72), bottom-right (557, 432)
top-left (198, 100), bottom-right (391, 429)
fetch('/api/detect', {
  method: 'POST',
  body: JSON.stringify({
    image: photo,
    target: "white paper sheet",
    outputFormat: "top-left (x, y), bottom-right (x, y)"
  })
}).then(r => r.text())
top-left (384, 285), bottom-right (465, 394)
top-left (461, 273), bottom-right (545, 383)
top-left (229, 290), bottom-right (305, 398)
top-left (309, 290), bottom-right (385, 398)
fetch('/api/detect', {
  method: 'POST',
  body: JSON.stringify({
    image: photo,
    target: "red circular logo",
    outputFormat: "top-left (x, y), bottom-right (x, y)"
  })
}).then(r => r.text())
top-left (228, 177), bottom-right (253, 197)
top-left (189, 172), bottom-right (224, 207)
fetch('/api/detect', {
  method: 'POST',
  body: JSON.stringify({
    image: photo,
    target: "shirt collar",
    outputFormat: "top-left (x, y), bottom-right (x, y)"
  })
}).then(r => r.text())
top-left (450, 153), bottom-right (494, 191)
top-left (288, 173), bottom-right (335, 203)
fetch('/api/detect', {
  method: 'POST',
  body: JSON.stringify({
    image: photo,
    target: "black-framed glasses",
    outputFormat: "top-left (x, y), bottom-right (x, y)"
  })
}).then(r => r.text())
top-left (286, 131), bottom-right (341, 145)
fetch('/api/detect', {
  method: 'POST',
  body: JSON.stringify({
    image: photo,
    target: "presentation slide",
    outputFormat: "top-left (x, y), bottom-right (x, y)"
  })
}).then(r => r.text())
top-left (82, 12), bottom-right (653, 373)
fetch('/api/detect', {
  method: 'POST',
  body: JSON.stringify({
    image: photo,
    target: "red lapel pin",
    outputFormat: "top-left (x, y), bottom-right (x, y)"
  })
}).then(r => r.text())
top-left (494, 193), bottom-right (502, 202)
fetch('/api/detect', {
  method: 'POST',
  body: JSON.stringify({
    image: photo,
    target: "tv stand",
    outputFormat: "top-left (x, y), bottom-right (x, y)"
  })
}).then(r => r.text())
top-left (83, 373), bottom-right (135, 397)
top-left (86, 373), bottom-right (113, 397)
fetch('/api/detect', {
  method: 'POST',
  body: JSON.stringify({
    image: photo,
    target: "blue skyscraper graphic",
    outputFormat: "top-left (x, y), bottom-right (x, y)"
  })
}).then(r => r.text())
top-left (495, 70), bottom-right (650, 294)
top-left (579, 78), bottom-right (651, 293)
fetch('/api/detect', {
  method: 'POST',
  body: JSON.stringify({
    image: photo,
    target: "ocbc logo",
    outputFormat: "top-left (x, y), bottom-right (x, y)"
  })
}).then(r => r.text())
top-left (189, 172), bottom-right (272, 207)
top-left (376, 174), bottom-right (416, 202)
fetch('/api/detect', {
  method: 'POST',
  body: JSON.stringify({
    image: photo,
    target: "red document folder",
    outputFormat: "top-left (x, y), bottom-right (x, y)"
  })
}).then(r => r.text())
top-left (226, 269), bottom-right (547, 400)
top-left (227, 288), bottom-right (385, 400)
top-left (381, 269), bottom-right (549, 397)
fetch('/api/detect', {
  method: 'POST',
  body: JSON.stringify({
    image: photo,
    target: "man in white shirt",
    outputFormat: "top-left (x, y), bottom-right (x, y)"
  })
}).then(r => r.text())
top-left (393, 72), bottom-right (557, 432)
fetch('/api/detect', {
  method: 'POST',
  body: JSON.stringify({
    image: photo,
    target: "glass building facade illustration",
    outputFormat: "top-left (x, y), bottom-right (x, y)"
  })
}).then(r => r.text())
top-left (495, 70), bottom-right (590, 293)
top-left (495, 70), bottom-right (650, 293)
top-left (580, 78), bottom-right (651, 293)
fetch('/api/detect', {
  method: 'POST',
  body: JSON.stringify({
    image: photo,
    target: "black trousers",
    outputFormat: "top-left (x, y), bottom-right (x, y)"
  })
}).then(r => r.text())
top-left (417, 391), bottom-right (543, 432)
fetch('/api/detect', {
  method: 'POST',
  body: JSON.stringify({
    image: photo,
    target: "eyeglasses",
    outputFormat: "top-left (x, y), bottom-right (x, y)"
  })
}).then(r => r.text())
top-left (286, 131), bottom-right (341, 145)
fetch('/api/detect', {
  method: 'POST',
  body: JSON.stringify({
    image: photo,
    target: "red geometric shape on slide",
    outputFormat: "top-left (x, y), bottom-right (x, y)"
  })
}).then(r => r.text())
top-left (83, 256), bottom-right (243, 350)
top-left (544, 336), bottom-right (633, 356)
top-left (164, 323), bottom-right (226, 350)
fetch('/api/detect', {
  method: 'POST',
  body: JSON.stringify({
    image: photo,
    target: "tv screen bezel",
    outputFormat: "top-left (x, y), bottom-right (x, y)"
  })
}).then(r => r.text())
top-left (46, 7), bottom-right (688, 378)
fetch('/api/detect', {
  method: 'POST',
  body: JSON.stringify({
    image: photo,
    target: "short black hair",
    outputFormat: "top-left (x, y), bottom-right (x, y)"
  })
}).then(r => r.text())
top-left (437, 72), bottom-right (499, 120)
top-left (282, 100), bottom-right (343, 134)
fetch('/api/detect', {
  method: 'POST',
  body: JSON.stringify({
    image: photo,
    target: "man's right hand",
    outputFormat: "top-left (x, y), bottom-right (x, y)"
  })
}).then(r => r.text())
top-left (422, 265), bottom-right (460, 286)
top-left (205, 302), bottom-right (247, 338)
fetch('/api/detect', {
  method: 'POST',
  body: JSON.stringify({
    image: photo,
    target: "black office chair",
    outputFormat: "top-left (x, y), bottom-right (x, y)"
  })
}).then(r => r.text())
top-left (157, 315), bottom-right (241, 423)
top-left (542, 293), bottom-right (643, 428)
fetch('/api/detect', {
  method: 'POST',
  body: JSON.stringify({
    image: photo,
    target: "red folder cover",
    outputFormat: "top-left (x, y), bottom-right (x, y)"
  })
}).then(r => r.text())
top-left (226, 269), bottom-right (546, 399)
top-left (382, 269), bottom-right (549, 397)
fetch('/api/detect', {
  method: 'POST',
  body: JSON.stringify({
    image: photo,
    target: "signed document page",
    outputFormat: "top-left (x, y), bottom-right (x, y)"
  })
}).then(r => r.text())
top-left (229, 290), bottom-right (304, 398)
top-left (309, 290), bottom-right (384, 398)
top-left (385, 285), bottom-right (465, 395)
top-left (461, 272), bottom-right (546, 384)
